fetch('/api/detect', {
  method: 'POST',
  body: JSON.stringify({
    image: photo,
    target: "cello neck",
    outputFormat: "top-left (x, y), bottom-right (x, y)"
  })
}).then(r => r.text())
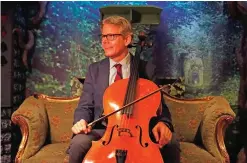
top-left (123, 37), bottom-right (145, 116)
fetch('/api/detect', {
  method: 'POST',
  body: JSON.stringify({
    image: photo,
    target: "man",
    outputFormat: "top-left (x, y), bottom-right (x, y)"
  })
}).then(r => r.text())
top-left (68, 15), bottom-right (180, 163)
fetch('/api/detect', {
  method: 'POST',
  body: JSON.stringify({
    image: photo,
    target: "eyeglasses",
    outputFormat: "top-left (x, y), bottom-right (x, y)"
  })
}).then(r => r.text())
top-left (100, 34), bottom-right (123, 41)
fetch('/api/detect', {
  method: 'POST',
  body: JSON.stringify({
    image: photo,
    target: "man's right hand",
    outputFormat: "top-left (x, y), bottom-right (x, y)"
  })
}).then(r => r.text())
top-left (71, 119), bottom-right (92, 134)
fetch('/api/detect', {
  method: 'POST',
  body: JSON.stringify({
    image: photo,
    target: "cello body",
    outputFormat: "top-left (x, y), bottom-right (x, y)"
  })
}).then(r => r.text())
top-left (83, 78), bottom-right (164, 163)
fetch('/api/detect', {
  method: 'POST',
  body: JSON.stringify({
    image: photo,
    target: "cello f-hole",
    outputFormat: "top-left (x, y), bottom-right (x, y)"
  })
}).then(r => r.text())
top-left (102, 125), bottom-right (118, 146)
top-left (136, 125), bottom-right (149, 148)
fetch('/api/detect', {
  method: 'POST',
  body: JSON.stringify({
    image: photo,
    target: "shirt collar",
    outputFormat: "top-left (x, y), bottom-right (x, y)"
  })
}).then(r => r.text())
top-left (109, 53), bottom-right (130, 69)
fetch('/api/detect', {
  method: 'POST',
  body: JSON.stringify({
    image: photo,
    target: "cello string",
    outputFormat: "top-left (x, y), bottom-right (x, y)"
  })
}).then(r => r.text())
top-left (121, 57), bottom-right (136, 129)
top-left (119, 43), bottom-right (142, 140)
top-left (126, 57), bottom-right (136, 128)
top-left (122, 56), bottom-right (135, 130)
top-left (126, 51), bottom-right (140, 130)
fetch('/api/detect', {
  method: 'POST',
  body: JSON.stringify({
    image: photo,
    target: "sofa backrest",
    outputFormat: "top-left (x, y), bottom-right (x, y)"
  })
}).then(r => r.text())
top-left (39, 95), bottom-right (80, 144)
top-left (39, 92), bottom-right (216, 144)
top-left (163, 93), bottom-right (214, 143)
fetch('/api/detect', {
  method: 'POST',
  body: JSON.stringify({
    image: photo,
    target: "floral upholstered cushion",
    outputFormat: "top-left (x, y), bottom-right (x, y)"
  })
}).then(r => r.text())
top-left (164, 94), bottom-right (214, 142)
top-left (23, 143), bottom-right (69, 163)
top-left (43, 97), bottom-right (80, 143)
top-left (180, 142), bottom-right (219, 163)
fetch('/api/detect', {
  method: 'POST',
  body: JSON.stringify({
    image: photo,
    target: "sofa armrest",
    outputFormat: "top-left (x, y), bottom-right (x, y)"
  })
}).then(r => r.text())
top-left (201, 96), bottom-right (235, 163)
top-left (11, 96), bottom-right (48, 163)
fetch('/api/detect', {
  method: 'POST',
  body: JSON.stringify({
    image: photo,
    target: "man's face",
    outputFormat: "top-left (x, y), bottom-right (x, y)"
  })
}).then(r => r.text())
top-left (101, 24), bottom-right (131, 60)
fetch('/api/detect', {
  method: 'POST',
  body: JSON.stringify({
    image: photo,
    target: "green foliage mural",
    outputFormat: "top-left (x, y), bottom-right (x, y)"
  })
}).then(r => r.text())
top-left (25, 1), bottom-right (241, 108)
top-left (27, 1), bottom-right (148, 97)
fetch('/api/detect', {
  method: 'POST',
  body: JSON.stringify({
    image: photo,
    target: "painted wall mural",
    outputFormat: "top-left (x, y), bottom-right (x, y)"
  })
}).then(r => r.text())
top-left (24, 1), bottom-right (241, 108)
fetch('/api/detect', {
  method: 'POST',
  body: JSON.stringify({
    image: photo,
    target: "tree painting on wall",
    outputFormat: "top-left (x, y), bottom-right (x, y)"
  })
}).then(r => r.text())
top-left (25, 2), bottom-right (241, 109)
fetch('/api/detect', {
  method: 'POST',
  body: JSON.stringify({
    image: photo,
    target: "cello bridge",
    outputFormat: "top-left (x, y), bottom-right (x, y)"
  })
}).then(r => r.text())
top-left (117, 128), bottom-right (133, 137)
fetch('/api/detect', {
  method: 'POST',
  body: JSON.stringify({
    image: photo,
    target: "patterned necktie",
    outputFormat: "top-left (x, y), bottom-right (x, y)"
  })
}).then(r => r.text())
top-left (114, 64), bottom-right (122, 82)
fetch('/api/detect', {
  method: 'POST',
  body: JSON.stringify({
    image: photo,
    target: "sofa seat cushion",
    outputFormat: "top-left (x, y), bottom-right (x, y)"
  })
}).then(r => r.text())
top-left (23, 143), bottom-right (69, 163)
top-left (24, 142), bottom-right (219, 163)
top-left (43, 97), bottom-right (79, 144)
top-left (180, 142), bottom-right (219, 163)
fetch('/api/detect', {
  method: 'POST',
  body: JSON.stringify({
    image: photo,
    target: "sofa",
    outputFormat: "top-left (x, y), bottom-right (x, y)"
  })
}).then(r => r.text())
top-left (11, 92), bottom-right (235, 163)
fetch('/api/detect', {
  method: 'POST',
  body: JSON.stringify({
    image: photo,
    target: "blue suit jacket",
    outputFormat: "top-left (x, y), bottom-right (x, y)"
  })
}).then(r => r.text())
top-left (73, 56), bottom-right (174, 131)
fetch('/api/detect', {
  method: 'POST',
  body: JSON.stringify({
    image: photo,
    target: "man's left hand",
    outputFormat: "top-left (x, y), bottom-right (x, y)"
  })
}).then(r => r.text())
top-left (152, 122), bottom-right (172, 148)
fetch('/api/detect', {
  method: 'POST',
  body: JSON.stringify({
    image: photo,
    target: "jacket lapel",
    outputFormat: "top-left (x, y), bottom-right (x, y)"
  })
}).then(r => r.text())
top-left (99, 58), bottom-right (110, 93)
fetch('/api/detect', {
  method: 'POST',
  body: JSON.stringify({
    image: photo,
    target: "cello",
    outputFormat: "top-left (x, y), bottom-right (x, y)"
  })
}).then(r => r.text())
top-left (83, 32), bottom-right (165, 163)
